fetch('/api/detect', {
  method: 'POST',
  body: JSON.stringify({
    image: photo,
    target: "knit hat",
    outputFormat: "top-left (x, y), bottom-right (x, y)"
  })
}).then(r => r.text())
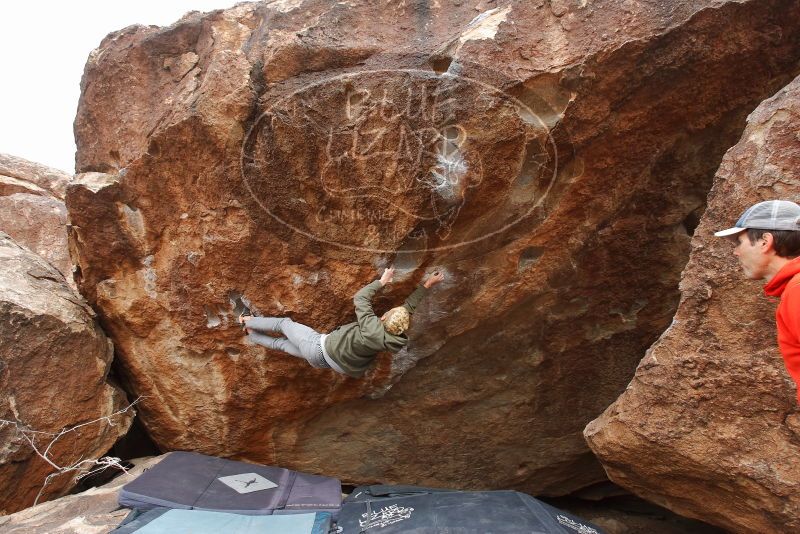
top-left (382, 306), bottom-right (410, 336)
top-left (714, 200), bottom-right (800, 238)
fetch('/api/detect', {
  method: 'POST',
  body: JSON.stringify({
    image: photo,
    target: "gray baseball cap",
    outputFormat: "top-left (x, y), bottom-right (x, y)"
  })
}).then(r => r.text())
top-left (714, 200), bottom-right (800, 237)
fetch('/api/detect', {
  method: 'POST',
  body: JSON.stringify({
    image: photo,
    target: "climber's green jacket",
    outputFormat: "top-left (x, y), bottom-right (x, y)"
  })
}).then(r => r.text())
top-left (322, 280), bottom-right (428, 378)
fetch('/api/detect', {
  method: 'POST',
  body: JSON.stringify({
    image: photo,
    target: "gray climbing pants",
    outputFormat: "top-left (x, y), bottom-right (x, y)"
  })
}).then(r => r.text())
top-left (246, 317), bottom-right (330, 369)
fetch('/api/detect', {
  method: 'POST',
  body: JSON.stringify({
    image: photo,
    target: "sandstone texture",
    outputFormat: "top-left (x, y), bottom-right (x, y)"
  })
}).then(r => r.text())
top-left (0, 233), bottom-right (132, 514)
top-left (67, 0), bottom-right (800, 496)
top-left (0, 153), bottom-right (74, 288)
top-left (585, 75), bottom-right (800, 533)
top-left (0, 456), bottom-right (160, 534)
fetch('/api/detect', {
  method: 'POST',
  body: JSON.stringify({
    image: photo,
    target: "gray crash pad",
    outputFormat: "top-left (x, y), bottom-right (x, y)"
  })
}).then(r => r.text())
top-left (118, 451), bottom-right (341, 517)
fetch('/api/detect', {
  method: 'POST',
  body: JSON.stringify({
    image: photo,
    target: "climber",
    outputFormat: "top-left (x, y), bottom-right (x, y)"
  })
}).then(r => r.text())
top-left (715, 199), bottom-right (800, 403)
top-left (238, 267), bottom-right (445, 377)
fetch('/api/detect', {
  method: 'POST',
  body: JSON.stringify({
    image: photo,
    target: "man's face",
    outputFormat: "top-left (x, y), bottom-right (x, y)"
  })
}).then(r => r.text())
top-left (733, 232), bottom-right (771, 280)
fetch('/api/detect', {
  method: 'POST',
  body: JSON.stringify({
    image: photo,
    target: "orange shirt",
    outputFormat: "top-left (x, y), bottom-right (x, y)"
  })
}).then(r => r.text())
top-left (764, 257), bottom-right (800, 403)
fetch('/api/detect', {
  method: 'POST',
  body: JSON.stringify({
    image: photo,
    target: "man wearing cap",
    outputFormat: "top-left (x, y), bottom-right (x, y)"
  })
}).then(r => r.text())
top-left (715, 200), bottom-right (800, 403)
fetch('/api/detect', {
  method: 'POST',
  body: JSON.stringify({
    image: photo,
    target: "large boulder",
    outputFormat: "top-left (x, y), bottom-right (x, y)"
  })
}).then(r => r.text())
top-left (0, 233), bottom-right (132, 514)
top-left (584, 75), bottom-right (800, 532)
top-left (0, 153), bottom-right (74, 288)
top-left (66, 0), bottom-right (800, 495)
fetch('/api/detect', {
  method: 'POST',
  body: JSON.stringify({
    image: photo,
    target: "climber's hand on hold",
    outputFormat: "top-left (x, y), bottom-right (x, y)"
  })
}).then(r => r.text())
top-left (380, 266), bottom-right (395, 286)
top-left (424, 270), bottom-right (445, 288)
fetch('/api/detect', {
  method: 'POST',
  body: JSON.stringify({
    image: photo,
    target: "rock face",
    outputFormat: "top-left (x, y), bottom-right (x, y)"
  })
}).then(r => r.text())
top-left (0, 233), bottom-right (132, 514)
top-left (0, 153), bottom-right (74, 288)
top-left (67, 0), bottom-right (800, 495)
top-left (584, 75), bottom-right (800, 533)
top-left (0, 456), bottom-right (160, 534)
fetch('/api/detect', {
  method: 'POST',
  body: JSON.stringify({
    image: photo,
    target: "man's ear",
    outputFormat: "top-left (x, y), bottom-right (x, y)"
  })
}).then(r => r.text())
top-left (762, 232), bottom-right (776, 253)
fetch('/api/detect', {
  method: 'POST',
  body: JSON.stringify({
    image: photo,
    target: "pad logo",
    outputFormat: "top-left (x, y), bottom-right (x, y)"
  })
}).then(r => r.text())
top-left (359, 504), bottom-right (415, 529)
top-left (217, 472), bottom-right (277, 494)
top-left (556, 514), bottom-right (599, 534)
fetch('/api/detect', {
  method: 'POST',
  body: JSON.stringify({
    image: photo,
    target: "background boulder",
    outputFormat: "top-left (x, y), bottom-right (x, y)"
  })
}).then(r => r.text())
top-left (585, 74), bottom-right (800, 533)
top-left (0, 232), bottom-right (132, 514)
top-left (66, 0), bottom-right (800, 496)
top-left (0, 153), bottom-right (70, 198)
top-left (0, 153), bottom-right (74, 289)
